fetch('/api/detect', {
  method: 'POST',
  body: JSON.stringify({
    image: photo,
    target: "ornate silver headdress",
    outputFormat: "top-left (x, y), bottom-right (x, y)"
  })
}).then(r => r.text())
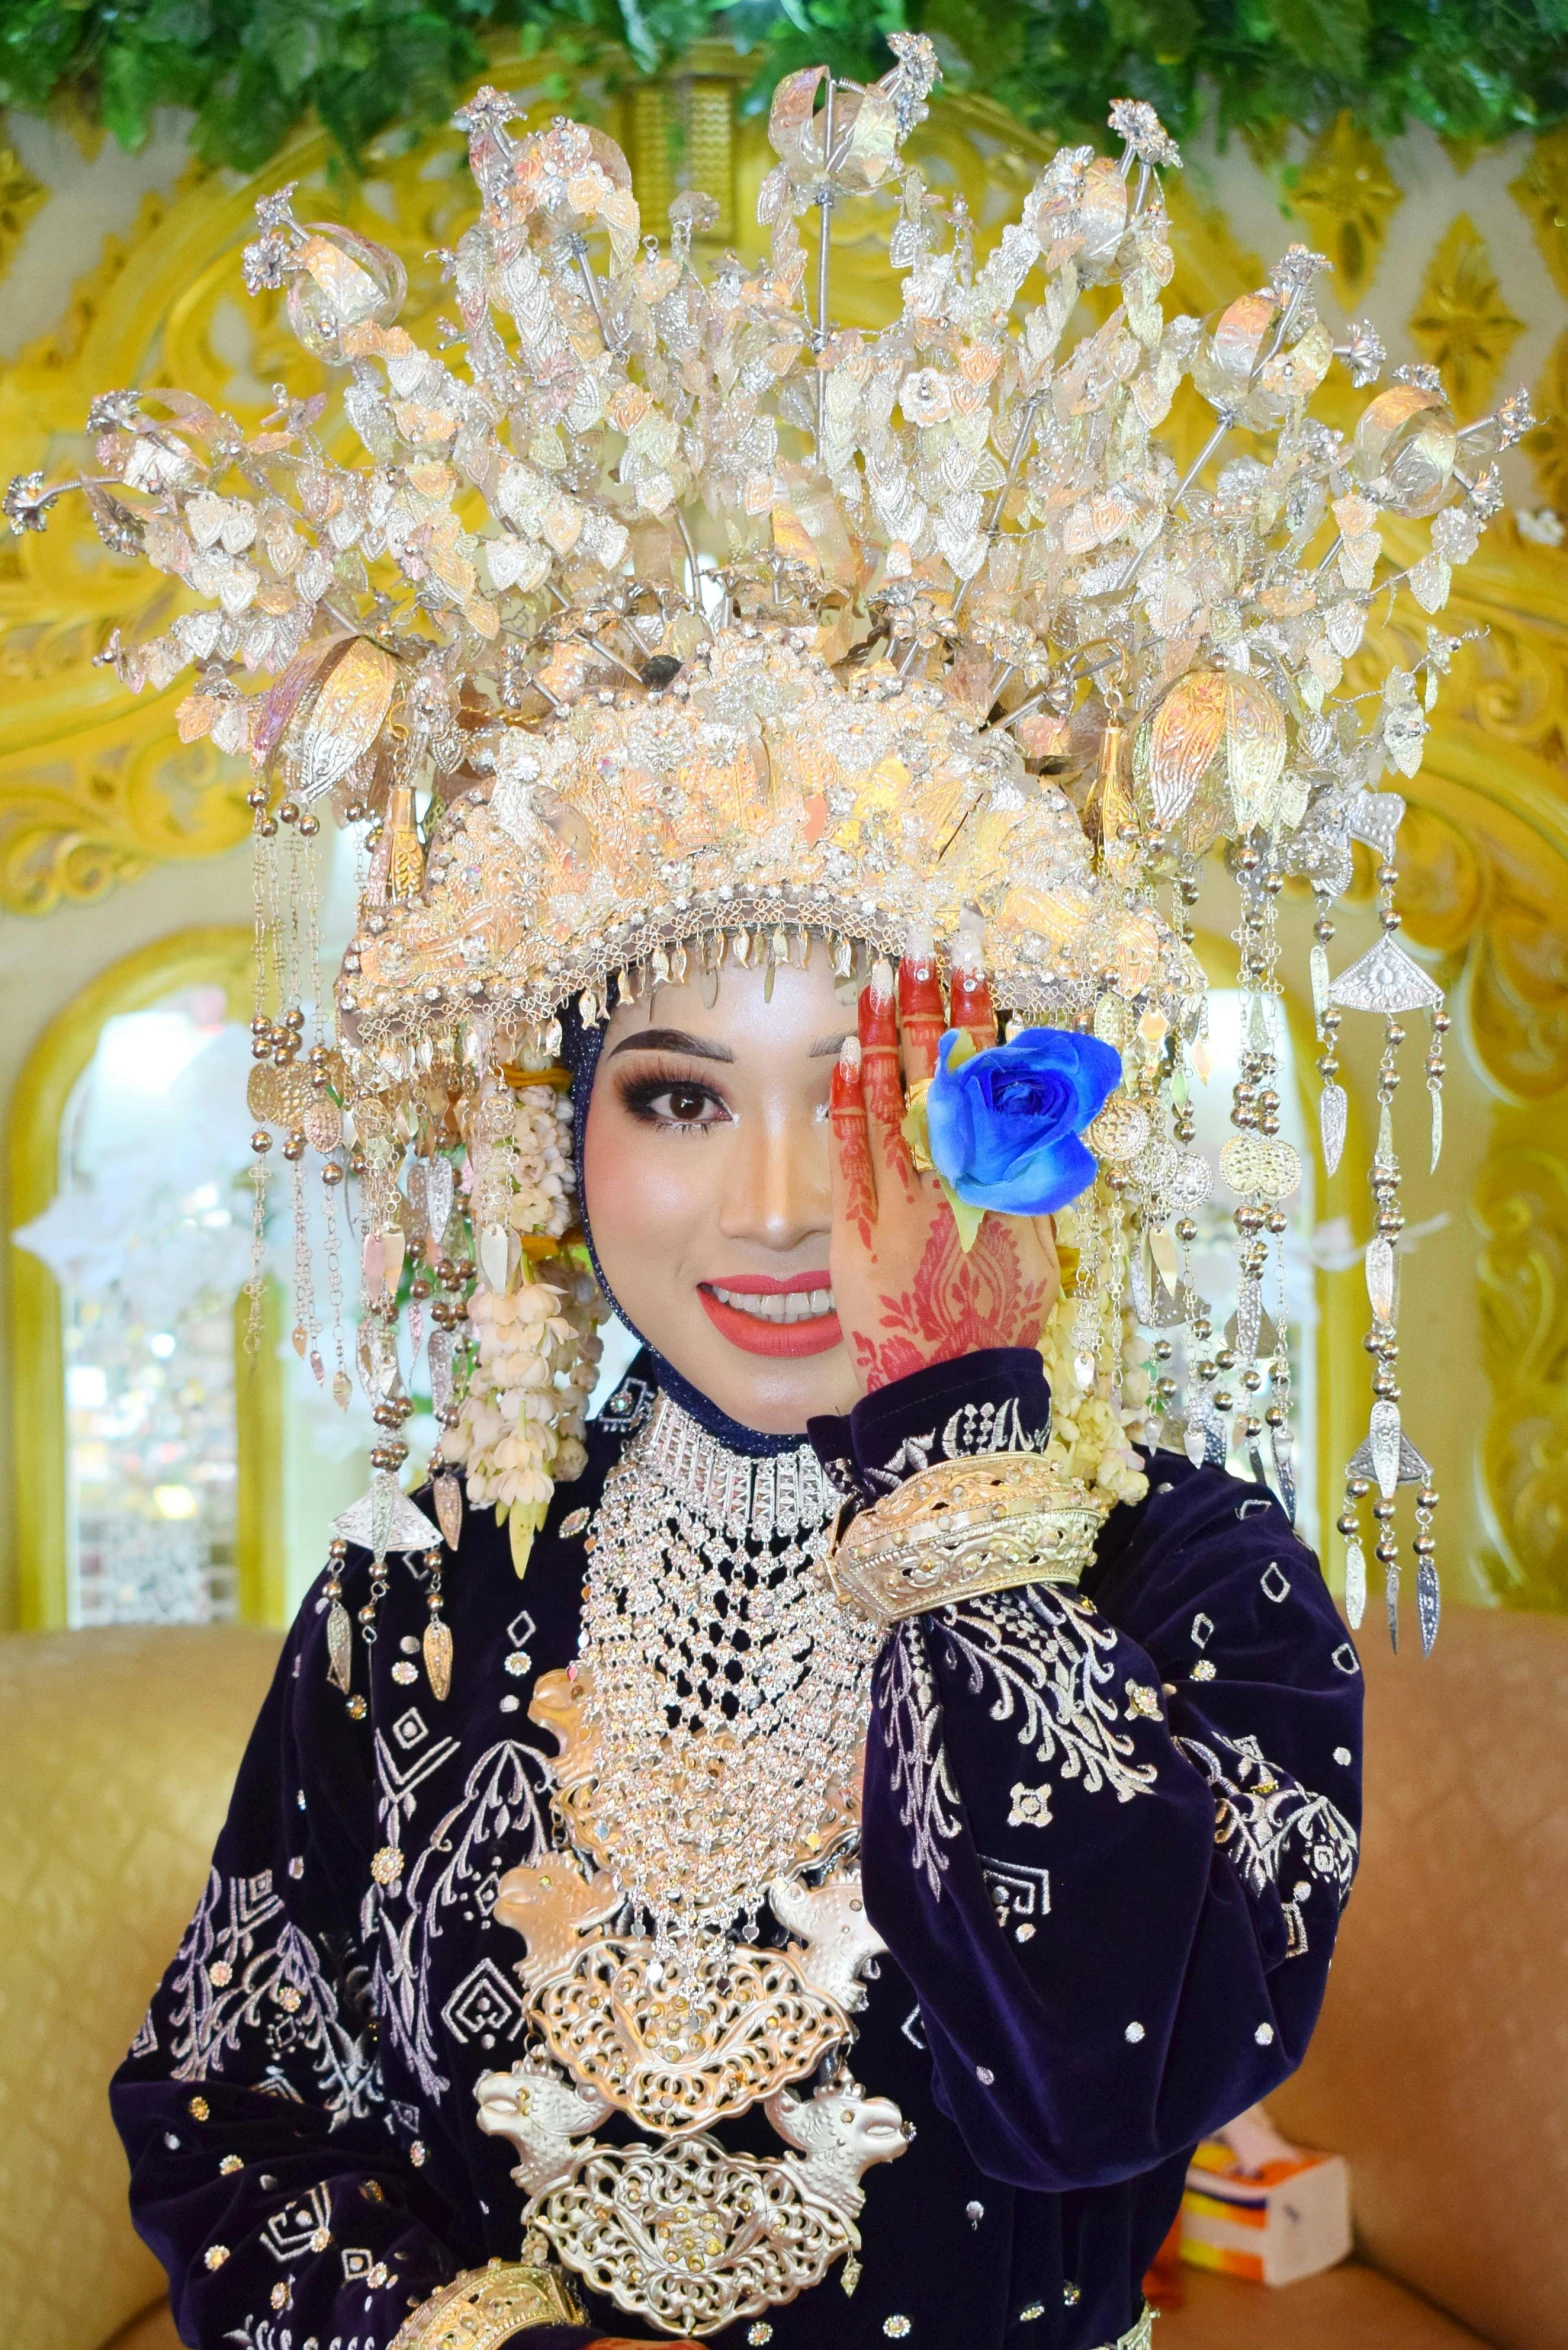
top-left (9, 38), bottom-right (1533, 1644)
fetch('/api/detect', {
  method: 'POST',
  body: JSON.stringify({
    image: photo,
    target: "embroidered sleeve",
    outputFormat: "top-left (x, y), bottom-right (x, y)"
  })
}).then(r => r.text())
top-left (112, 1584), bottom-right (462, 2350)
top-left (807, 1346), bottom-right (1049, 1503)
top-left (858, 1453), bottom-right (1363, 2197)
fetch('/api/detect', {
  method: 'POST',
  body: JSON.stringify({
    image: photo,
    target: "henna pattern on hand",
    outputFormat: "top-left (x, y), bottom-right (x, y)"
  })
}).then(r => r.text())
top-left (832, 1106), bottom-right (877, 1250)
top-left (831, 954), bottom-right (1057, 1394)
top-left (853, 1212), bottom-right (1050, 1390)
top-left (831, 1044), bottom-right (877, 1251)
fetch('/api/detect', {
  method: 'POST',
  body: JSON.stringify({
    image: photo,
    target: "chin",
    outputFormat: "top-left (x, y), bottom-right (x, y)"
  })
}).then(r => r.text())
top-left (667, 1326), bottom-right (859, 1435)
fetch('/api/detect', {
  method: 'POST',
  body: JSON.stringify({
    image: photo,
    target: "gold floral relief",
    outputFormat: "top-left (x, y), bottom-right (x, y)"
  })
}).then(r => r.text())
top-left (1529, 330), bottom-right (1568, 514)
top-left (0, 143), bottom-right (46, 283)
top-left (1473, 1136), bottom-right (1568, 1610)
top-left (1356, 528), bottom-right (1568, 1101)
top-left (1408, 214), bottom-right (1525, 421)
top-left (1288, 113), bottom-right (1403, 301)
top-left (1510, 126), bottom-right (1568, 302)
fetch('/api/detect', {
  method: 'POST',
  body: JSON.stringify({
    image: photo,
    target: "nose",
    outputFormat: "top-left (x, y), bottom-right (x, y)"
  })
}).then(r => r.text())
top-left (715, 1096), bottom-right (831, 1255)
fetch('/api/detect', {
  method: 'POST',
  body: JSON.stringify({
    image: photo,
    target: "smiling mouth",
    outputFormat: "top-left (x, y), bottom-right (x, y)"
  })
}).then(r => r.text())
top-left (697, 1276), bottom-right (842, 1358)
top-left (708, 1282), bottom-right (836, 1324)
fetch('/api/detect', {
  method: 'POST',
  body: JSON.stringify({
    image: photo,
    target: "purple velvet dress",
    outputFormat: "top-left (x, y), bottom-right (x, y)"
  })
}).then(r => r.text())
top-left (113, 1349), bottom-right (1361, 2350)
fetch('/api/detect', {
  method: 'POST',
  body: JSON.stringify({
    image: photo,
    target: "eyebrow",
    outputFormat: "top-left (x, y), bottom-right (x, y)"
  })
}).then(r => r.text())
top-left (607, 1026), bottom-right (737, 1064)
top-left (809, 1031), bottom-right (850, 1058)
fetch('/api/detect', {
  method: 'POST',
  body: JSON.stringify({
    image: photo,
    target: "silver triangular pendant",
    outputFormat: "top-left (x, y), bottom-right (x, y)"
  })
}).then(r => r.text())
top-left (1347, 1427), bottom-right (1431, 1488)
top-left (333, 1484), bottom-right (440, 1556)
top-left (1329, 935), bottom-right (1443, 1015)
top-left (1417, 1558), bottom-right (1441, 1655)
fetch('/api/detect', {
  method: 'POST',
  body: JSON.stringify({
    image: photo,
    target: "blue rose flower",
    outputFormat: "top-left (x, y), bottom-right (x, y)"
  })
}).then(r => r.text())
top-left (925, 1026), bottom-right (1123, 1216)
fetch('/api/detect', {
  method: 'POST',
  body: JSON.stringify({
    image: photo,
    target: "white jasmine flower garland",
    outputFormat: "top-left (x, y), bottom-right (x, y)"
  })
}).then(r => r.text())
top-left (441, 1080), bottom-right (606, 1570)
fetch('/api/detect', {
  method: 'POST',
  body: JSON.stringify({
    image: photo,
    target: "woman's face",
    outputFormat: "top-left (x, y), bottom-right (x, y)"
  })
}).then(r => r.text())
top-left (582, 943), bottom-right (863, 1433)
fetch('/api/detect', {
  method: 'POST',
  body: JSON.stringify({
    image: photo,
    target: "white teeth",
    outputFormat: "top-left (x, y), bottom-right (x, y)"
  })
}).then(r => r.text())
top-left (711, 1285), bottom-right (836, 1323)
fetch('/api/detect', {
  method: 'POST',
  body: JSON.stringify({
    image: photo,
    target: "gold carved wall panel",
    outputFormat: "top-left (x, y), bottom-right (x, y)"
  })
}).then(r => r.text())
top-left (1474, 1133), bottom-right (1568, 1608)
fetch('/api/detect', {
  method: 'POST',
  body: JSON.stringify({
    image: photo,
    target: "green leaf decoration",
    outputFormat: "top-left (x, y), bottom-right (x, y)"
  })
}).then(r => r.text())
top-left (0, 0), bottom-right (1562, 174)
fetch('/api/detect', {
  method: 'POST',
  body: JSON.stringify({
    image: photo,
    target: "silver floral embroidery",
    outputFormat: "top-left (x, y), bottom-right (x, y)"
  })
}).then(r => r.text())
top-left (940, 1395), bottom-right (1043, 1461)
top-left (878, 1624), bottom-right (966, 1895)
top-left (373, 1739), bottom-right (551, 2103)
top-left (1176, 1726), bottom-right (1358, 1945)
top-left (939, 1590), bottom-right (1160, 1797)
top-left (166, 1870), bottom-right (381, 2122)
top-left (869, 1429), bottom-right (939, 1489)
top-left (870, 1395), bottom-right (1044, 1491)
top-left (224, 2326), bottom-right (373, 2350)
top-left (879, 1588), bottom-right (1157, 1900)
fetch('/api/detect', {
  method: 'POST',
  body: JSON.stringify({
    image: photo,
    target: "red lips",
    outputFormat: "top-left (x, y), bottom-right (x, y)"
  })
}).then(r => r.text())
top-left (696, 1272), bottom-right (842, 1358)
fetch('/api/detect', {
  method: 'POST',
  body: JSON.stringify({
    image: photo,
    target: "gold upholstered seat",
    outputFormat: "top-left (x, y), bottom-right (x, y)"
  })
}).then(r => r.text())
top-left (0, 1625), bottom-right (281, 2350)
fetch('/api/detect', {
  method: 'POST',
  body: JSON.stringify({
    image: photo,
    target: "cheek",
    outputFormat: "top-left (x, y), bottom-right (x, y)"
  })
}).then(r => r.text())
top-left (581, 1087), bottom-right (716, 1305)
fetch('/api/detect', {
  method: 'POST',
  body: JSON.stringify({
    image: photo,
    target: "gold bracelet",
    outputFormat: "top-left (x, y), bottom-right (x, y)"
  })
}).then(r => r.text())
top-left (824, 1453), bottom-right (1105, 1631)
top-left (389, 2259), bottom-right (587, 2350)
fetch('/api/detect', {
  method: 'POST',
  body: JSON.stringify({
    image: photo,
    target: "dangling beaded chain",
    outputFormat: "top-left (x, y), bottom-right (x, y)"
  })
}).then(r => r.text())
top-left (577, 1392), bottom-right (878, 1951)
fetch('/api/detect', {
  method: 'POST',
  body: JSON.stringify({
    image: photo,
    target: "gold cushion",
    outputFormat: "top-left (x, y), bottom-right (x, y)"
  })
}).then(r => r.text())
top-left (1271, 1606), bottom-right (1568, 2350)
top-left (102, 2305), bottom-right (183, 2350)
top-left (0, 1626), bottom-right (280, 2350)
top-left (1160, 2261), bottom-right (1492, 2348)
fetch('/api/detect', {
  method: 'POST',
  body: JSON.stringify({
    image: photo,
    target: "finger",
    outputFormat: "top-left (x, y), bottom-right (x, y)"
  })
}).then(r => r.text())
top-left (898, 940), bottom-right (946, 1084)
top-left (859, 959), bottom-right (903, 1131)
top-left (950, 961), bottom-right (999, 1052)
top-left (830, 1033), bottom-right (878, 1245)
top-left (862, 967), bottom-right (919, 1197)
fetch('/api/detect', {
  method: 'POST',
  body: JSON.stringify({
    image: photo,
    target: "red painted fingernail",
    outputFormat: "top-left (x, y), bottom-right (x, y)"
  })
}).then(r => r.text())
top-left (950, 967), bottom-right (998, 1046)
top-left (859, 972), bottom-right (898, 1052)
top-left (899, 955), bottom-right (944, 1015)
top-left (831, 1035), bottom-right (865, 1113)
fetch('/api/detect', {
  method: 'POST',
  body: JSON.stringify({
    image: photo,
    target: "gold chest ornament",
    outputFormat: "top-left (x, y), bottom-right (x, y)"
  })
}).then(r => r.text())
top-left (475, 1666), bottom-right (910, 2339)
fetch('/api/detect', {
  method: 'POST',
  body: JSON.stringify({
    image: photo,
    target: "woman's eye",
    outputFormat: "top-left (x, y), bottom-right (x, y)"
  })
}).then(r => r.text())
top-left (662, 1085), bottom-right (715, 1123)
top-left (618, 1072), bottom-right (732, 1129)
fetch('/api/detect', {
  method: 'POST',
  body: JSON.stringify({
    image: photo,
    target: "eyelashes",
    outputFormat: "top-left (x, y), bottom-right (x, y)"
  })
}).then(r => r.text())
top-left (613, 1061), bottom-right (733, 1133)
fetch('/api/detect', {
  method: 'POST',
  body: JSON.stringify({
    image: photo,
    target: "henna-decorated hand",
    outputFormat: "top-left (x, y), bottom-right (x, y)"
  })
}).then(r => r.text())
top-left (829, 948), bottom-right (1060, 1396)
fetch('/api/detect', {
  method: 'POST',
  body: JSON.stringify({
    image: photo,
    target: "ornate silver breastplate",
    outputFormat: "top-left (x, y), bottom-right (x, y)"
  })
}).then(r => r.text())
top-left (473, 1394), bottom-right (907, 2339)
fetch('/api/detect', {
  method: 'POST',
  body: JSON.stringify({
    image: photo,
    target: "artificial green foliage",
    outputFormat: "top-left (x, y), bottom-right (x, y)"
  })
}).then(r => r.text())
top-left (0, 0), bottom-right (1563, 173)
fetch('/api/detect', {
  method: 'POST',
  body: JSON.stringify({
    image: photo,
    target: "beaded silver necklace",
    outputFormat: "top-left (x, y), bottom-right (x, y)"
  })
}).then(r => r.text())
top-left (578, 1391), bottom-right (879, 1948)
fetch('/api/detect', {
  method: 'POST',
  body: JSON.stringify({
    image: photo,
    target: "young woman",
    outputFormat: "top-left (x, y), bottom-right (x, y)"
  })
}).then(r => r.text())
top-left (112, 937), bottom-right (1361, 2350)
